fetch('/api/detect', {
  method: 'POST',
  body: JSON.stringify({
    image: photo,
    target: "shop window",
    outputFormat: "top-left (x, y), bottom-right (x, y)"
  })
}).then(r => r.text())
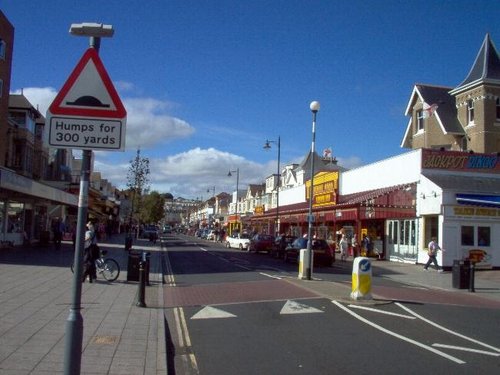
top-left (477, 227), bottom-right (490, 247)
top-left (496, 98), bottom-right (500, 121)
top-left (461, 226), bottom-right (474, 246)
top-left (467, 100), bottom-right (474, 124)
top-left (7, 202), bottom-right (24, 233)
top-left (0, 202), bottom-right (4, 232)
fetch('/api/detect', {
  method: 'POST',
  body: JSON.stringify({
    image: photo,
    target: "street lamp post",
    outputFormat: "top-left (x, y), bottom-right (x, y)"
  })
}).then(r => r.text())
top-left (64, 22), bottom-right (114, 375)
top-left (206, 187), bottom-right (215, 227)
top-left (227, 168), bottom-right (239, 234)
top-left (263, 136), bottom-right (281, 236)
top-left (305, 101), bottom-right (320, 280)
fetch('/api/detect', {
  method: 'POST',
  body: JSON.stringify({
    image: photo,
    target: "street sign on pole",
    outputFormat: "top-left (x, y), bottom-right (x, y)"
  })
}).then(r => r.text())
top-left (47, 48), bottom-right (126, 150)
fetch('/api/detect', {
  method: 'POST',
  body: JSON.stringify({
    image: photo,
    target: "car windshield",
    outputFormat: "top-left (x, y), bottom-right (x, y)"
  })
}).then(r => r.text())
top-left (259, 235), bottom-right (273, 241)
top-left (292, 238), bottom-right (328, 249)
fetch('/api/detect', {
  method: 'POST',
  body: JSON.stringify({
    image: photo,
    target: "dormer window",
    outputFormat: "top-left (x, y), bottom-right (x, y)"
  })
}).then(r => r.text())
top-left (467, 99), bottom-right (474, 124)
top-left (416, 109), bottom-right (424, 131)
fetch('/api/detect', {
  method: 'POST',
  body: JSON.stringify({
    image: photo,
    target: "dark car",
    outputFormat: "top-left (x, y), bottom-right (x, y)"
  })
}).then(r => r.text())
top-left (283, 237), bottom-right (334, 266)
top-left (248, 234), bottom-right (275, 253)
top-left (142, 225), bottom-right (159, 240)
top-left (270, 235), bottom-right (297, 259)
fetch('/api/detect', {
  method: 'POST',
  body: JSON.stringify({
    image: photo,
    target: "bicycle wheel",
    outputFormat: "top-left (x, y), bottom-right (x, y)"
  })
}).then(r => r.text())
top-left (101, 258), bottom-right (120, 281)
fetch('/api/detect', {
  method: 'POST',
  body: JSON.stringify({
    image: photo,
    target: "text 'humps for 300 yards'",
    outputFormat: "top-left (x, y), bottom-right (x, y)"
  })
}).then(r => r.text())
top-left (49, 117), bottom-right (124, 150)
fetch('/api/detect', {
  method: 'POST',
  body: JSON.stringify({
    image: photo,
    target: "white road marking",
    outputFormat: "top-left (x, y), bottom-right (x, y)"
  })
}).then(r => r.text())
top-left (332, 300), bottom-right (465, 364)
top-left (163, 251), bottom-right (199, 373)
top-left (395, 302), bottom-right (500, 353)
top-left (281, 300), bottom-right (324, 315)
top-left (259, 272), bottom-right (282, 280)
top-left (348, 304), bottom-right (416, 319)
top-left (432, 343), bottom-right (500, 357)
top-left (191, 306), bottom-right (237, 320)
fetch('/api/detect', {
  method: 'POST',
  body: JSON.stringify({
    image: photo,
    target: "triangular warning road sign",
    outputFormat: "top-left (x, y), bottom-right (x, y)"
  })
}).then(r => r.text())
top-left (49, 48), bottom-right (126, 119)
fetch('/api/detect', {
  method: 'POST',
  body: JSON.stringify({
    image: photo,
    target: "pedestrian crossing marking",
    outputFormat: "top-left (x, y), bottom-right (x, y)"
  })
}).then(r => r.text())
top-left (191, 306), bottom-right (237, 320)
top-left (280, 300), bottom-right (324, 315)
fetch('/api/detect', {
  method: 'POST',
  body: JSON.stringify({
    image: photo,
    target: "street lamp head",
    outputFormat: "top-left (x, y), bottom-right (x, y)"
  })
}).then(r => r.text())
top-left (263, 140), bottom-right (272, 150)
top-left (310, 101), bottom-right (320, 113)
top-left (227, 170), bottom-right (232, 177)
top-left (69, 23), bottom-right (114, 38)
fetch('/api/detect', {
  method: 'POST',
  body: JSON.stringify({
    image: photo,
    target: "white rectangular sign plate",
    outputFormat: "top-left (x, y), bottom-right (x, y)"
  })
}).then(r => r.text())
top-left (48, 116), bottom-right (125, 150)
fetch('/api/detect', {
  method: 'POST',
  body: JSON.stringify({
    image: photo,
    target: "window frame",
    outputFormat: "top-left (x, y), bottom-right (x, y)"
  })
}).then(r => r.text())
top-left (467, 99), bottom-right (475, 124)
top-left (0, 39), bottom-right (6, 60)
top-left (416, 109), bottom-right (424, 132)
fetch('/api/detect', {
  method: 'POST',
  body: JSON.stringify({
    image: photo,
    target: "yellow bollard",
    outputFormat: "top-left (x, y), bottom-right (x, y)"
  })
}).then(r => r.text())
top-left (351, 257), bottom-right (372, 300)
top-left (298, 249), bottom-right (313, 280)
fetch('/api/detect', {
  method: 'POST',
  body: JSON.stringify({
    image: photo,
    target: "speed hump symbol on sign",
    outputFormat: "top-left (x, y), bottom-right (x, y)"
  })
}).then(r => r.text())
top-left (46, 47), bottom-right (127, 151)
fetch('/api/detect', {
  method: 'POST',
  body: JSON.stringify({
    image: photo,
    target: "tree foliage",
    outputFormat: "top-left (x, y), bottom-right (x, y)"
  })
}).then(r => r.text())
top-left (139, 191), bottom-right (165, 224)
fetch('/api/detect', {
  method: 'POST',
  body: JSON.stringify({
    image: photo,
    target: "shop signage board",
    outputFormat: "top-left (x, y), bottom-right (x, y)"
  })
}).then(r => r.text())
top-left (46, 48), bottom-right (127, 150)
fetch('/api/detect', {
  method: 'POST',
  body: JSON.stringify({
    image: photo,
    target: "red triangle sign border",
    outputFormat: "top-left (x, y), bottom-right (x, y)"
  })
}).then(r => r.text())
top-left (49, 48), bottom-right (126, 119)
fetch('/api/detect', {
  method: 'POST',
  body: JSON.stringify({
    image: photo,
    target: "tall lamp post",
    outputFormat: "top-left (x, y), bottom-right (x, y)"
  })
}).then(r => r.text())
top-left (65, 22), bottom-right (114, 375)
top-left (305, 101), bottom-right (320, 280)
top-left (228, 168), bottom-right (239, 234)
top-left (263, 136), bottom-right (281, 236)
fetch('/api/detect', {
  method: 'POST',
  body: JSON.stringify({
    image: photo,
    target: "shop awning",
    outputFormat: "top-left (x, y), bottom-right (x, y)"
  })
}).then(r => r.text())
top-left (456, 193), bottom-right (500, 207)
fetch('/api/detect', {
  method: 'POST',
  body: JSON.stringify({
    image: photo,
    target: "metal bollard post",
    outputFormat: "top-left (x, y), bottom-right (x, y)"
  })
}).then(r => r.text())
top-left (136, 253), bottom-right (146, 307)
top-left (125, 235), bottom-right (132, 251)
top-left (469, 261), bottom-right (475, 293)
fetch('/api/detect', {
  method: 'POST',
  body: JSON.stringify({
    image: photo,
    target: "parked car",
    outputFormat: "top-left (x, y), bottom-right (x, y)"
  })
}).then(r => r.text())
top-left (270, 235), bottom-right (297, 259)
top-left (206, 229), bottom-right (217, 241)
top-left (283, 237), bottom-right (334, 266)
top-left (248, 234), bottom-right (275, 253)
top-left (225, 232), bottom-right (251, 250)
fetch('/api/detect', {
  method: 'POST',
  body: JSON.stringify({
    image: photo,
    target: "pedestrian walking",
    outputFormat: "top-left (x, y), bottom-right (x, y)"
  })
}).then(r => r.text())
top-left (423, 237), bottom-right (444, 271)
top-left (83, 221), bottom-right (98, 283)
top-left (339, 234), bottom-right (348, 261)
top-left (52, 218), bottom-right (64, 250)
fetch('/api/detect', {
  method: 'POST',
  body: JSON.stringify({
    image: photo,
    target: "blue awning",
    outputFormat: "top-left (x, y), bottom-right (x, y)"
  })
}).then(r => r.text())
top-left (456, 194), bottom-right (500, 207)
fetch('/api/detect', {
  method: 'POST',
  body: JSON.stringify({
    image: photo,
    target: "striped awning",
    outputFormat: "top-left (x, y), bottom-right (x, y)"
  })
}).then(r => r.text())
top-left (456, 194), bottom-right (500, 207)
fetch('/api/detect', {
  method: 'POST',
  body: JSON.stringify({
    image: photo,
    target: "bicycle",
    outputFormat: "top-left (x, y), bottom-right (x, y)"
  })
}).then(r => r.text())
top-left (71, 249), bottom-right (120, 282)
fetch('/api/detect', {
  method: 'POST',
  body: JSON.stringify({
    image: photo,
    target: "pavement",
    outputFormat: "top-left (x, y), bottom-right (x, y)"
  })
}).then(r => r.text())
top-left (1, 234), bottom-right (499, 374)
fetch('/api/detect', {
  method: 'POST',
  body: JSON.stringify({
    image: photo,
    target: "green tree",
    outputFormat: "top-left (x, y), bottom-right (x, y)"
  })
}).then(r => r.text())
top-left (126, 149), bottom-right (150, 227)
top-left (140, 191), bottom-right (166, 224)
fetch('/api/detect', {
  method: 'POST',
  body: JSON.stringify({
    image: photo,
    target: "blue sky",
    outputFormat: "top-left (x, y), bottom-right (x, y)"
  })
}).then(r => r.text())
top-left (3, 1), bottom-right (499, 199)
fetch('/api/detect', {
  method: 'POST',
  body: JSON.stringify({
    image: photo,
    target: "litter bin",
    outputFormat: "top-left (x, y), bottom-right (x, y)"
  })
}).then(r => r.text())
top-left (127, 250), bottom-right (150, 283)
top-left (452, 259), bottom-right (470, 289)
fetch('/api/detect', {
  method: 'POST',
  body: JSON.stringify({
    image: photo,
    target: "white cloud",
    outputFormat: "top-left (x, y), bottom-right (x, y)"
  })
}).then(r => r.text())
top-left (123, 97), bottom-right (195, 149)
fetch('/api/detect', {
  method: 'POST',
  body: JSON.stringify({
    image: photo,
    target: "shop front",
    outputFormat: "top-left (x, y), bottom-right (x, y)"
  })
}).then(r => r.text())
top-left (0, 167), bottom-right (77, 246)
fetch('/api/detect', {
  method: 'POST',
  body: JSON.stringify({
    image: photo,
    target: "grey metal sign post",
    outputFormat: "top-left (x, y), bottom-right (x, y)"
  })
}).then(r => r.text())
top-left (50, 23), bottom-right (118, 375)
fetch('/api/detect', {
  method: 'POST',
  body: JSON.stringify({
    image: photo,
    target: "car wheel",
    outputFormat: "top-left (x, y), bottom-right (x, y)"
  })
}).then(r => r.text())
top-left (239, 243), bottom-right (243, 250)
top-left (226, 241), bottom-right (230, 248)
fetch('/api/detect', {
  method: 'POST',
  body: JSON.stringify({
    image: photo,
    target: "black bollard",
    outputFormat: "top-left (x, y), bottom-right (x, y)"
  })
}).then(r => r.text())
top-left (125, 235), bottom-right (132, 251)
top-left (136, 256), bottom-right (146, 307)
top-left (469, 261), bottom-right (475, 293)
